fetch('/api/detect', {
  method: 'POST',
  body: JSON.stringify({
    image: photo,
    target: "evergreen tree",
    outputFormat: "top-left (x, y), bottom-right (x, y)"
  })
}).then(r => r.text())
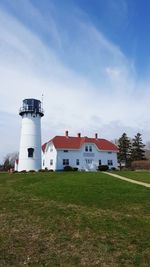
top-left (118, 133), bottom-right (131, 167)
top-left (131, 133), bottom-right (145, 161)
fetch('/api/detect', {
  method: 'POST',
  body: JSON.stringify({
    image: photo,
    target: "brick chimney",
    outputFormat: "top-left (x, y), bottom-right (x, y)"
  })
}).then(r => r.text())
top-left (77, 133), bottom-right (81, 138)
top-left (95, 133), bottom-right (98, 139)
top-left (65, 130), bottom-right (69, 137)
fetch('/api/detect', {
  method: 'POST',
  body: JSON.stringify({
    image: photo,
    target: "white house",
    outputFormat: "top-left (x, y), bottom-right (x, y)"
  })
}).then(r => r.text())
top-left (42, 131), bottom-right (118, 171)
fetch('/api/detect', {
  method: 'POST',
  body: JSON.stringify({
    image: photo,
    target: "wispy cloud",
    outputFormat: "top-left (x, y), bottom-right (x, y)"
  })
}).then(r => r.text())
top-left (0, 0), bottom-right (149, 162)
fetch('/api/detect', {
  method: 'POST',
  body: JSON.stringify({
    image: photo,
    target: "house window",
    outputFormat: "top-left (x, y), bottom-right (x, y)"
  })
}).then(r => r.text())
top-left (63, 159), bottom-right (69, 165)
top-left (76, 159), bottom-right (80, 166)
top-left (28, 148), bottom-right (34, 158)
top-left (99, 160), bottom-right (101, 166)
top-left (63, 150), bottom-right (68, 152)
top-left (85, 145), bottom-right (92, 152)
top-left (89, 145), bottom-right (92, 152)
top-left (108, 152), bottom-right (112, 154)
top-left (50, 148), bottom-right (53, 152)
top-left (50, 159), bottom-right (53, 166)
top-left (43, 160), bottom-right (45, 166)
top-left (85, 146), bottom-right (88, 152)
top-left (108, 160), bottom-right (113, 166)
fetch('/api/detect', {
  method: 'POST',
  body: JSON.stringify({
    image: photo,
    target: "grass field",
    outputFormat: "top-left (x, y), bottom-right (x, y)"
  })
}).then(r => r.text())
top-left (113, 170), bottom-right (150, 184)
top-left (0, 171), bottom-right (150, 267)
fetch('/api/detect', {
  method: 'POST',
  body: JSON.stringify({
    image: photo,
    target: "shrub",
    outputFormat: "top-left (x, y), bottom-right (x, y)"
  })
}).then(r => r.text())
top-left (73, 167), bottom-right (78, 171)
top-left (38, 169), bottom-right (54, 172)
top-left (97, 165), bottom-right (109, 171)
top-left (20, 170), bottom-right (27, 173)
top-left (64, 166), bottom-right (73, 171)
top-left (29, 170), bottom-right (36, 172)
top-left (13, 171), bottom-right (18, 173)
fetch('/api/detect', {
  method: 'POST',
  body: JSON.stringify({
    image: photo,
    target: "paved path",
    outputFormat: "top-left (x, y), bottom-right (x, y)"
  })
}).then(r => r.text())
top-left (104, 172), bottom-right (150, 188)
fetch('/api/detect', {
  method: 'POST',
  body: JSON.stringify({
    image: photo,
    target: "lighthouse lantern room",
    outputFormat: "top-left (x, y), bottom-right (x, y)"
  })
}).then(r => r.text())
top-left (18, 98), bottom-right (44, 172)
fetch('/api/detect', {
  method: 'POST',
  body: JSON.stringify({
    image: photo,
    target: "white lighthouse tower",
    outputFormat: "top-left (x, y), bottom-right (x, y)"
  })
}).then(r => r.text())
top-left (18, 98), bottom-right (44, 171)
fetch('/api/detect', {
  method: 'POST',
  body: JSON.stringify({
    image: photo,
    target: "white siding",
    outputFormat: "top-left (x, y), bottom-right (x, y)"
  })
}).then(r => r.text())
top-left (42, 142), bottom-right (118, 171)
top-left (18, 113), bottom-right (42, 171)
top-left (42, 142), bottom-right (57, 170)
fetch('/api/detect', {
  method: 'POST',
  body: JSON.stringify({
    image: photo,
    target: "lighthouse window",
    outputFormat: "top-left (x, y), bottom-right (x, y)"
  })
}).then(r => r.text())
top-left (28, 148), bottom-right (34, 158)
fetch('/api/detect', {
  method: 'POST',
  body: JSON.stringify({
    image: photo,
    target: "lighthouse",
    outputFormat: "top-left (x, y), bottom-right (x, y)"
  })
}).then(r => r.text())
top-left (18, 98), bottom-right (44, 171)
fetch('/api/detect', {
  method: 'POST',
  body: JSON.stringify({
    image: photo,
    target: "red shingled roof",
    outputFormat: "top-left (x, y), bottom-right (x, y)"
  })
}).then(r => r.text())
top-left (42, 136), bottom-right (118, 152)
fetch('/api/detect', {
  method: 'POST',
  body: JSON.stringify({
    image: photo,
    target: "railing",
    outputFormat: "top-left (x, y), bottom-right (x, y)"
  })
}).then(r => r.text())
top-left (19, 106), bottom-right (44, 115)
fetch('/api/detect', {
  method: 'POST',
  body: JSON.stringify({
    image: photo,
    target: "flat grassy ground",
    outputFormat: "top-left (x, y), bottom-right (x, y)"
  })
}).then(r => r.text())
top-left (0, 172), bottom-right (150, 267)
top-left (114, 171), bottom-right (150, 184)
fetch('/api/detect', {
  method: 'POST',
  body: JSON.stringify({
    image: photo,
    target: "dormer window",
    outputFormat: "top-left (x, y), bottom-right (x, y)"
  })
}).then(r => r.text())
top-left (89, 145), bottom-right (92, 152)
top-left (85, 145), bottom-right (92, 152)
top-left (85, 146), bottom-right (88, 152)
top-left (28, 148), bottom-right (34, 158)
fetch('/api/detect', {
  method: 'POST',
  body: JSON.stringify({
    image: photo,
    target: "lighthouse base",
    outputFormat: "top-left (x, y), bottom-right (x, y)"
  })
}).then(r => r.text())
top-left (18, 158), bottom-right (41, 172)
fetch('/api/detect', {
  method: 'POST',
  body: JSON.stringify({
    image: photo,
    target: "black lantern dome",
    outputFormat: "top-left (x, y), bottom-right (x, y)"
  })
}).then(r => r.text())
top-left (19, 98), bottom-right (44, 117)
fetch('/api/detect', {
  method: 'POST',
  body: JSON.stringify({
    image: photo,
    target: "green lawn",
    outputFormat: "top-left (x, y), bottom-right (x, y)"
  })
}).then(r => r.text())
top-left (0, 171), bottom-right (150, 267)
top-left (114, 171), bottom-right (150, 184)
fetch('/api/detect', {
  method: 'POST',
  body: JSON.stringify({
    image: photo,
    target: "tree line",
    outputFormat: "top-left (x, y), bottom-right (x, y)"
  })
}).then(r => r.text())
top-left (117, 132), bottom-right (145, 167)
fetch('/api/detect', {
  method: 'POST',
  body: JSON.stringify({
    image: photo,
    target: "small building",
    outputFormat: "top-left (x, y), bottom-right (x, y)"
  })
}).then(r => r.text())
top-left (42, 131), bottom-right (118, 171)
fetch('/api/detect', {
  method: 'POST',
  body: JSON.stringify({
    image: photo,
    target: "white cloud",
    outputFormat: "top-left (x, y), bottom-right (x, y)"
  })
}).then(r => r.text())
top-left (0, 3), bottom-right (149, 162)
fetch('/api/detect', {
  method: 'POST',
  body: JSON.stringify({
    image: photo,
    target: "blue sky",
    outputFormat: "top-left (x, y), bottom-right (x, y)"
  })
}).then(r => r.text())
top-left (0, 0), bottom-right (150, 162)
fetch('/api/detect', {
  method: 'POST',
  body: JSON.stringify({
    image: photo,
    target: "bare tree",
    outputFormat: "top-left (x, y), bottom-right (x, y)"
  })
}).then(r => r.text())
top-left (145, 141), bottom-right (150, 150)
top-left (3, 152), bottom-right (18, 171)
